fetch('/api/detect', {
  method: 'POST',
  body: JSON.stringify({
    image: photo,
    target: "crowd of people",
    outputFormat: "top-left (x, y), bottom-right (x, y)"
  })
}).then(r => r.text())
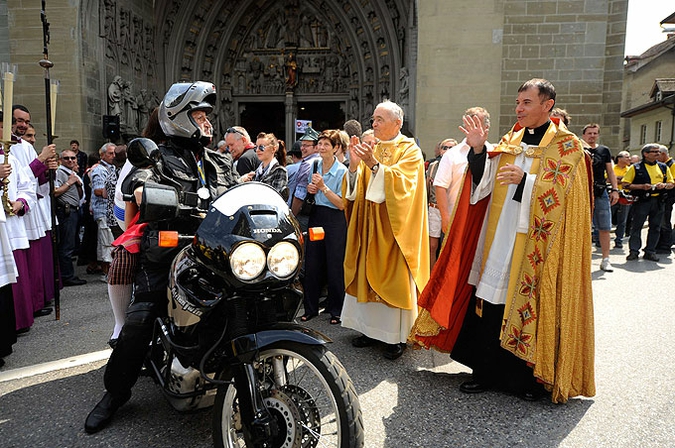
top-left (1, 77), bottom-right (673, 435)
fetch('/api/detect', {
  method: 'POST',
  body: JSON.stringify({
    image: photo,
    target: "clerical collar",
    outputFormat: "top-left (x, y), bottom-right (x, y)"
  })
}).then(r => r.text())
top-left (522, 121), bottom-right (550, 145)
top-left (379, 133), bottom-right (403, 143)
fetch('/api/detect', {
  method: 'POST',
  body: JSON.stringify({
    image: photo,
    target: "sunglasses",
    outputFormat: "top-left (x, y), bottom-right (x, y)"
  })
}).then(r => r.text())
top-left (256, 145), bottom-right (268, 152)
top-left (62, 156), bottom-right (77, 160)
top-left (441, 145), bottom-right (454, 151)
top-left (226, 127), bottom-right (244, 137)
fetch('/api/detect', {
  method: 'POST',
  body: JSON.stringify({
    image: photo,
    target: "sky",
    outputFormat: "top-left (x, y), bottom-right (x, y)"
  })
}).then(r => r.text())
top-left (624, 0), bottom-right (674, 56)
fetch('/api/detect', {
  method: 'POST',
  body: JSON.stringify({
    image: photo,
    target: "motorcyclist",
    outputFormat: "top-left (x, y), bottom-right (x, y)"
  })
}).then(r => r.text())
top-left (85, 81), bottom-right (225, 434)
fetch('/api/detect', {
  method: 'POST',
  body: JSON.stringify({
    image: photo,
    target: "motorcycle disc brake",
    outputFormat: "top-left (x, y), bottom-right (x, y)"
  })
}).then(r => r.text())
top-left (262, 389), bottom-right (304, 448)
top-left (279, 385), bottom-right (321, 448)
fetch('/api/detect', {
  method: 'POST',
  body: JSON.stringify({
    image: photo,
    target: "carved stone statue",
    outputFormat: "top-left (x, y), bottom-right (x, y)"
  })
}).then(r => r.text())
top-left (108, 75), bottom-right (124, 117)
top-left (137, 89), bottom-right (151, 132)
top-left (398, 67), bottom-right (409, 116)
top-left (285, 52), bottom-right (298, 91)
top-left (123, 81), bottom-right (138, 133)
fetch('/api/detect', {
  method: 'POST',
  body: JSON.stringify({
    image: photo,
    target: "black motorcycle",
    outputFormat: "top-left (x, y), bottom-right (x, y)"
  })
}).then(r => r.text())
top-left (127, 139), bottom-right (364, 448)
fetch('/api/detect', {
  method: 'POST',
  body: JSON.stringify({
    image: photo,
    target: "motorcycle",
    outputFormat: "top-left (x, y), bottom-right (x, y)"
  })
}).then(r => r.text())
top-left (126, 138), bottom-right (364, 448)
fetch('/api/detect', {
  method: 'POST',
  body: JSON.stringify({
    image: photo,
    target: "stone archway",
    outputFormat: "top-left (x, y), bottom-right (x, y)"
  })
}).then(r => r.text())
top-left (156, 0), bottom-right (414, 143)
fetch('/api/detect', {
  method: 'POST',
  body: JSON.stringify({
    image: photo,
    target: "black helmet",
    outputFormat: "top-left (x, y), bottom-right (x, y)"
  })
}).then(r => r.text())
top-left (158, 81), bottom-right (216, 140)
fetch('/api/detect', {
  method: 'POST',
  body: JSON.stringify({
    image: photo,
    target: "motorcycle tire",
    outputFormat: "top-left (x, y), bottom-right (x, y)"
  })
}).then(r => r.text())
top-left (213, 342), bottom-right (364, 448)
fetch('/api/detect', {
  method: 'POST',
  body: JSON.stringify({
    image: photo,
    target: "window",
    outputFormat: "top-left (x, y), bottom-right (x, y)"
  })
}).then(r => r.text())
top-left (655, 121), bottom-right (662, 142)
top-left (640, 124), bottom-right (647, 145)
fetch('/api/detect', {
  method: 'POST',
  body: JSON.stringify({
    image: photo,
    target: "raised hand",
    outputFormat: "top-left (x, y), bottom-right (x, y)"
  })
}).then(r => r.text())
top-left (459, 114), bottom-right (488, 153)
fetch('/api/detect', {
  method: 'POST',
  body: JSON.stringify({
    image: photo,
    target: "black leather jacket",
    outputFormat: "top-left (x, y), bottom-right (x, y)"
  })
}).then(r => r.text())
top-left (123, 137), bottom-right (239, 233)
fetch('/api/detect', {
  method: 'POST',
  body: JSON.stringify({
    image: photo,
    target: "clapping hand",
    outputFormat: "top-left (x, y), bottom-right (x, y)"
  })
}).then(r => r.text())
top-left (349, 135), bottom-right (377, 172)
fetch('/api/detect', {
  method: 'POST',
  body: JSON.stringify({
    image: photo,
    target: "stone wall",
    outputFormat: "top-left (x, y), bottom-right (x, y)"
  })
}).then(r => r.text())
top-left (415, 0), bottom-right (505, 154)
top-left (416, 0), bottom-right (628, 157)
top-left (2, 0), bottom-right (157, 155)
top-left (0, 1), bottom-right (9, 65)
top-left (499, 0), bottom-right (628, 151)
top-left (5, 0), bottom-right (82, 151)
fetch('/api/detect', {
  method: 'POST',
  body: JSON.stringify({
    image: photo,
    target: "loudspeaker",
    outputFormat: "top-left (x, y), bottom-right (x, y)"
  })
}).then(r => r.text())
top-left (103, 115), bottom-right (120, 142)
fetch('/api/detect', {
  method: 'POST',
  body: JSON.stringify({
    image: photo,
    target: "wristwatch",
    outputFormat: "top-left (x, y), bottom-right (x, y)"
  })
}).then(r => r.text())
top-left (371, 163), bottom-right (380, 173)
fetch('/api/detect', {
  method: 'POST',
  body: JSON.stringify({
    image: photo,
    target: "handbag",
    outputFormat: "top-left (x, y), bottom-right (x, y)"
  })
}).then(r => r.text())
top-left (299, 160), bottom-right (319, 216)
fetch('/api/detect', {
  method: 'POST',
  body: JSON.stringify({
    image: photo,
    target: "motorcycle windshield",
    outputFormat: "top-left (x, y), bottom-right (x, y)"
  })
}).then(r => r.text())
top-left (211, 182), bottom-right (289, 216)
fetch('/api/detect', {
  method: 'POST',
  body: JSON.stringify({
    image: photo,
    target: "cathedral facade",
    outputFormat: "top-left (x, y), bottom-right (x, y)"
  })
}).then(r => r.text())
top-left (1, 0), bottom-right (627, 154)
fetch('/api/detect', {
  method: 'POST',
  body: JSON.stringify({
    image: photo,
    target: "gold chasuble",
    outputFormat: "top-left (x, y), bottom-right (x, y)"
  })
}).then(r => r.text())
top-left (342, 135), bottom-right (430, 310)
top-left (410, 119), bottom-right (595, 403)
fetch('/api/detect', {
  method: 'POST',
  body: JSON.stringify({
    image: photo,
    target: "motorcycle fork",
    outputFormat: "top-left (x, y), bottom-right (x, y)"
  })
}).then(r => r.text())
top-left (233, 362), bottom-right (280, 447)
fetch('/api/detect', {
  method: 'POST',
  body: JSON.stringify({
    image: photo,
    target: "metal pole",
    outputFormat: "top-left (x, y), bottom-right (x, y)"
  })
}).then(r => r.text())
top-left (40, 0), bottom-right (60, 320)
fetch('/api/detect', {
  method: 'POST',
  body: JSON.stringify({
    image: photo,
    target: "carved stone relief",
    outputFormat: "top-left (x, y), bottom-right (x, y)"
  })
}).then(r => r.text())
top-left (99, 0), bottom-right (157, 82)
top-left (163, 0), bottom-right (411, 133)
top-left (100, 0), bottom-right (117, 60)
top-left (107, 76), bottom-right (156, 136)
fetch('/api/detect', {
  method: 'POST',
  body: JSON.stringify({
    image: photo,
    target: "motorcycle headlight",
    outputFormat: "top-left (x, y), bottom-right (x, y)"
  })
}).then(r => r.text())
top-left (230, 243), bottom-right (266, 281)
top-left (267, 241), bottom-right (300, 279)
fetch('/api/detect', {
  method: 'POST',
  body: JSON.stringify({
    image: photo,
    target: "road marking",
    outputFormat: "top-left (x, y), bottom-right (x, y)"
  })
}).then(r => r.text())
top-left (0, 349), bottom-right (112, 383)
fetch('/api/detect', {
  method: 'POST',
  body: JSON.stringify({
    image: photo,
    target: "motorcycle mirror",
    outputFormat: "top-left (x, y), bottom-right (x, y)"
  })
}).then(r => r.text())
top-left (308, 227), bottom-right (325, 241)
top-left (127, 137), bottom-right (160, 169)
top-left (139, 182), bottom-right (180, 223)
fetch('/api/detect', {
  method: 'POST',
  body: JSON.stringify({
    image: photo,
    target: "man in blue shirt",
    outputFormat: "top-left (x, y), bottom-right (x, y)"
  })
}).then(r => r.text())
top-left (90, 142), bottom-right (116, 280)
top-left (290, 127), bottom-right (320, 230)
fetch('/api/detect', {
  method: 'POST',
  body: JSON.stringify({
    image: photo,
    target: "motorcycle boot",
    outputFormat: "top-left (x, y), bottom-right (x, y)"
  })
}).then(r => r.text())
top-left (84, 390), bottom-right (131, 433)
top-left (85, 300), bottom-right (158, 434)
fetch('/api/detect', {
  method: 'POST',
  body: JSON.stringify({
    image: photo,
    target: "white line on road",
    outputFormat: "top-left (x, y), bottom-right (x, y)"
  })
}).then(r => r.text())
top-left (0, 349), bottom-right (112, 383)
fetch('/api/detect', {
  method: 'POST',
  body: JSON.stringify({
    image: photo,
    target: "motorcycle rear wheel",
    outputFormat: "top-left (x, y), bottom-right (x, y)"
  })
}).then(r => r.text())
top-left (213, 342), bottom-right (364, 448)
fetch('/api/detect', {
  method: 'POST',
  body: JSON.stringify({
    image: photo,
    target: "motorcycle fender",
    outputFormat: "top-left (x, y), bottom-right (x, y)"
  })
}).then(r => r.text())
top-left (231, 323), bottom-right (332, 359)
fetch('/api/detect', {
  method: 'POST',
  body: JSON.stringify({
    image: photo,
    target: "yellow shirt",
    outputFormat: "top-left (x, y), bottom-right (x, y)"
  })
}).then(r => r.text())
top-left (613, 164), bottom-right (629, 183)
top-left (623, 162), bottom-right (675, 185)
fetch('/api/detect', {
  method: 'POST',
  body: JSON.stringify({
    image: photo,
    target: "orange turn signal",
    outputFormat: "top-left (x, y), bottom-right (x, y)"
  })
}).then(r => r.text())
top-left (158, 231), bottom-right (179, 247)
top-left (308, 227), bottom-right (325, 241)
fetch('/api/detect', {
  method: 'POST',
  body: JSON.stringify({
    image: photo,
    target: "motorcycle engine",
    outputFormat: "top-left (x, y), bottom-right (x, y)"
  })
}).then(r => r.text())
top-left (161, 357), bottom-right (216, 411)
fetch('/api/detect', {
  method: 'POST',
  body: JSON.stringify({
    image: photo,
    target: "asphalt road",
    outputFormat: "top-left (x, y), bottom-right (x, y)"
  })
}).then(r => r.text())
top-left (1, 243), bottom-right (674, 448)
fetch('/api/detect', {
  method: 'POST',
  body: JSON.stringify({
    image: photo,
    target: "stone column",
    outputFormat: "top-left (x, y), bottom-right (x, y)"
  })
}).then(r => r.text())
top-left (285, 92), bottom-right (296, 144)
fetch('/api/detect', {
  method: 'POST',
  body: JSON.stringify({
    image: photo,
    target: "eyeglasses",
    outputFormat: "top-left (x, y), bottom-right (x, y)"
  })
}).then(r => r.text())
top-left (62, 156), bottom-right (76, 160)
top-left (256, 145), bottom-right (267, 152)
top-left (226, 127), bottom-right (244, 137)
top-left (441, 145), bottom-right (454, 151)
top-left (647, 150), bottom-right (661, 154)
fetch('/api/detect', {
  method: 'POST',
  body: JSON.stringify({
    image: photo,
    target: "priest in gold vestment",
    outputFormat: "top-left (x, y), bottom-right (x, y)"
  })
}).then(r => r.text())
top-left (410, 79), bottom-right (595, 402)
top-left (342, 100), bottom-right (430, 360)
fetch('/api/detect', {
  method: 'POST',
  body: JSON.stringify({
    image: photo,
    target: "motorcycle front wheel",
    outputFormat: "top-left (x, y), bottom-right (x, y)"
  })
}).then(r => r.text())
top-left (213, 342), bottom-right (364, 448)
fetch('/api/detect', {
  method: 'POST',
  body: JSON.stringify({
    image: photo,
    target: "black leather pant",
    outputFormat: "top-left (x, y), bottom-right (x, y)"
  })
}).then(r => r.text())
top-left (103, 247), bottom-right (170, 397)
top-left (103, 291), bottom-right (164, 396)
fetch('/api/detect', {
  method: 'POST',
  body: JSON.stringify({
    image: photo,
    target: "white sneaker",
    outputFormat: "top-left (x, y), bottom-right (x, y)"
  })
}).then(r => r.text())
top-left (600, 258), bottom-right (613, 272)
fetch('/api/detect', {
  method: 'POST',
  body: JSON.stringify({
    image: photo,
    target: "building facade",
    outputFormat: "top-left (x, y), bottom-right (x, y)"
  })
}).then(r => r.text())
top-left (1, 0), bottom-right (627, 156)
top-left (620, 12), bottom-right (675, 153)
